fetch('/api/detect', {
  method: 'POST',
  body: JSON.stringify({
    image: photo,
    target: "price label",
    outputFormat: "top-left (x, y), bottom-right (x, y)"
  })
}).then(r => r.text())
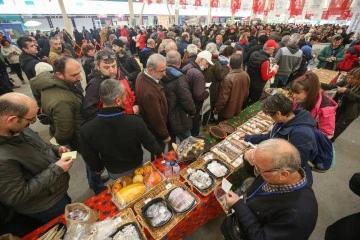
top-left (187, 168), bottom-right (194, 174)
top-left (165, 183), bottom-right (173, 190)
top-left (144, 198), bottom-right (152, 205)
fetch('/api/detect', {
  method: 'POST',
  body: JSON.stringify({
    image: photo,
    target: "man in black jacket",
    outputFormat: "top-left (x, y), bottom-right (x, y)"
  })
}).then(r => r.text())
top-left (163, 50), bottom-right (196, 147)
top-left (112, 39), bottom-right (141, 89)
top-left (139, 38), bottom-right (156, 68)
top-left (80, 79), bottom-right (162, 180)
top-left (223, 139), bottom-right (318, 240)
top-left (17, 36), bottom-right (42, 80)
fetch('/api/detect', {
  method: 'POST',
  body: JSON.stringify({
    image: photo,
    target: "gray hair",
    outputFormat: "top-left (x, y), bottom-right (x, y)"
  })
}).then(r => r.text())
top-left (166, 50), bottom-right (181, 65)
top-left (256, 139), bottom-right (301, 172)
top-left (49, 37), bottom-right (60, 43)
top-left (281, 35), bottom-right (290, 44)
top-left (289, 33), bottom-right (300, 45)
top-left (119, 36), bottom-right (128, 45)
top-left (94, 48), bottom-right (116, 64)
top-left (108, 34), bottom-right (117, 43)
top-left (146, 53), bottom-right (166, 70)
top-left (165, 41), bottom-right (177, 53)
top-left (205, 42), bottom-right (219, 55)
top-left (175, 36), bottom-right (182, 44)
top-left (187, 44), bottom-right (198, 56)
top-left (99, 79), bottom-right (126, 106)
top-left (192, 38), bottom-right (201, 48)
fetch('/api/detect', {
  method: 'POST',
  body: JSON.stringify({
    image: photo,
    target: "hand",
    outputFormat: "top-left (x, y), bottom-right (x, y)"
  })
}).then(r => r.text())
top-left (163, 136), bottom-right (171, 143)
top-left (225, 190), bottom-right (241, 207)
top-left (132, 105), bottom-right (140, 114)
top-left (55, 157), bottom-right (73, 172)
top-left (337, 87), bottom-right (347, 93)
top-left (42, 56), bottom-right (48, 61)
top-left (325, 57), bottom-right (333, 62)
top-left (332, 56), bottom-right (337, 61)
top-left (244, 149), bottom-right (256, 166)
top-left (58, 146), bottom-right (70, 156)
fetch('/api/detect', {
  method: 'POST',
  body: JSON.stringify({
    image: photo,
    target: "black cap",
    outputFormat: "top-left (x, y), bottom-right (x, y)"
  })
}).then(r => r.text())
top-left (112, 39), bottom-right (124, 48)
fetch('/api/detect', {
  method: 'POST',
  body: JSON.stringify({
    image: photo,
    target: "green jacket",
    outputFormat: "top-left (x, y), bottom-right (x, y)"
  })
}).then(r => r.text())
top-left (317, 45), bottom-right (345, 70)
top-left (0, 128), bottom-right (69, 214)
top-left (31, 74), bottom-right (84, 150)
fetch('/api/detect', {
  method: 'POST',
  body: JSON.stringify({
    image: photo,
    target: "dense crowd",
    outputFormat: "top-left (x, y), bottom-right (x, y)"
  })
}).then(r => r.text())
top-left (0, 22), bottom-right (360, 239)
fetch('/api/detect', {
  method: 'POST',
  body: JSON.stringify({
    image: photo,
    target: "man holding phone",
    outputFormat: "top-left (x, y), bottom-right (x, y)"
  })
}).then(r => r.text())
top-left (0, 93), bottom-right (73, 228)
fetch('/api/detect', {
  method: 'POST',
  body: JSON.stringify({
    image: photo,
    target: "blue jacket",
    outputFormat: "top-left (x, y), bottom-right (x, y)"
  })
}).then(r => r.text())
top-left (244, 109), bottom-right (318, 185)
top-left (177, 40), bottom-right (188, 58)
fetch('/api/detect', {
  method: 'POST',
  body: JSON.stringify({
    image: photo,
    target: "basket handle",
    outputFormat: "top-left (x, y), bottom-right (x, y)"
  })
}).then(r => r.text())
top-left (136, 215), bottom-right (145, 231)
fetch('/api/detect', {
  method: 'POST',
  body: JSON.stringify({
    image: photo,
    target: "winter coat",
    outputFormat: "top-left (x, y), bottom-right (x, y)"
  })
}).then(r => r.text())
top-left (163, 66), bottom-right (196, 134)
top-left (244, 109), bottom-right (318, 185)
top-left (0, 128), bottom-right (69, 214)
top-left (203, 57), bottom-right (223, 108)
top-left (81, 56), bottom-right (95, 84)
top-left (214, 69), bottom-right (250, 119)
top-left (135, 70), bottom-right (169, 140)
top-left (31, 74), bottom-right (84, 150)
top-left (247, 50), bottom-right (273, 92)
top-left (182, 61), bottom-right (209, 105)
top-left (321, 80), bottom-right (360, 121)
top-left (139, 47), bottom-right (156, 68)
top-left (19, 52), bottom-right (41, 80)
top-left (117, 53), bottom-right (141, 87)
top-left (181, 54), bottom-right (197, 68)
top-left (294, 94), bottom-right (338, 138)
top-left (177, 40), bottom-right (188, 58)
top-left (80, 107), bottom-right (162, 174)
top-left (337, 53), bottom-right (360, 71)
top-left (244, 44), bottom-right (263, 65)
top-left (138, 34), bottom-right (147, 50)
top-left (1, 45), bottom-right (22, 64)
top-left (317, 45), bottom-right (345, 70)
top-left (275, 44), bottom-right (303, 76)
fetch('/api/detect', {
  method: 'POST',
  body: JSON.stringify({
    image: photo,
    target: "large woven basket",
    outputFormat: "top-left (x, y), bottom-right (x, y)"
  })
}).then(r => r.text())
top-left (180, 152), bottom-right (233, 196)
top-left (133, 179), bottom-right (200, 240)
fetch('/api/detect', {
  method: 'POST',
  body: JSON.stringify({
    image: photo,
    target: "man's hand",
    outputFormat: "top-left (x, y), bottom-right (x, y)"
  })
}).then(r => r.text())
top-left (325, 57), bottom-right (333, 62)
top-left (163, 136), bottom-right (171, 143)
top-left (58, 146), bottom-right (70, 156)
top-left (132, 105), bottom-right (140, 114)
top-left (225, 190), bottom-right (241, 207)
top-left (55, 157), bottom-right (73, 172)
top-left (244, 149), bottom-right (256, 166)
top-left (337, 87), bottom-right (347, 94)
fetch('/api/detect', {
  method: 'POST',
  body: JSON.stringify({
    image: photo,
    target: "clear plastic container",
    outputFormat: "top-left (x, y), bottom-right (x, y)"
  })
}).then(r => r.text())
top-left (172, 163), bottom-right (180, 180)
top-left (165, 161), bottom-right (173, 183)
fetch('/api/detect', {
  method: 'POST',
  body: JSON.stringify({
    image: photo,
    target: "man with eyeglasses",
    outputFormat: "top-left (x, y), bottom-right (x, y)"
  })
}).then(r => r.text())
top-left (17, 36), bottom-right (42, 80)
top-left (317, 35), bottom-right (345, 70)
top-left (0, 92), bottom-right (73, 234)
top-left (222, 139), bottom-right (318, 240)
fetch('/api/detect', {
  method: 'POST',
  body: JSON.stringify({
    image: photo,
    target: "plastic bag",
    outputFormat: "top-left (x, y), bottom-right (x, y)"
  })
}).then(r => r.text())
top-left (175, 136), bottom-right (208, 163)
top-left (64, 203), bottom-right (98, 228)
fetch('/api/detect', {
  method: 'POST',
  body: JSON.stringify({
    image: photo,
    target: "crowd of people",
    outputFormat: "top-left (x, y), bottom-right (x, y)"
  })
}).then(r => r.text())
top-left (0, 22), bottom-right (360, 239)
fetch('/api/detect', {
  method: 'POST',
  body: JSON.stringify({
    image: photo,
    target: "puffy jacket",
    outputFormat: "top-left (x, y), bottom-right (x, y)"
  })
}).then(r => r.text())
top-left (182, 61), bottom-right (209, 105)
top-left (163, 66), bottom-right (196, 134)
top-left (19, 52), bottom-right (41, 79)
top-left (245, 109), bottom-right (318, 186)
top-left (0, 128), bottom-right (69, 214)
top-left (275, 44), bottom-right (303, 76)
top-left (247, 50), bottom-right (271, 92)
top-left (294, 94), bottom-right (337, 138)
top-left (214, 69), bottom-right (250, 119)
top-left (0, 45), bottom-right (22, 64)
top-left (317, 45), bottom-right (345, 70)
top-left (31, 74), bottom-right (84, 150)
top-left (139, 47), bottom-right (156, 68)
top-left (337, 53), bottom-right (360, 71)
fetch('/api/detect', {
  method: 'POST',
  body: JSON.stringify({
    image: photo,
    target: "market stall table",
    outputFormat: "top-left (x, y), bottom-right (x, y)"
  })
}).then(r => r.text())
top-left (23, 102), bottom-right (263, 240)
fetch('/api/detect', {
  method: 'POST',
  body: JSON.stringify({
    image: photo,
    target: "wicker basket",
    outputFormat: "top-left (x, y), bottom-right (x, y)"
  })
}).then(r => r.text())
top-left (113, 208), bottom-right (147, 240)
top-left (133, 179), bottom-right (200, 240)
top-left (179, 152), bottom-right (233, 196)
top-left (313, 69), bottom-right (339, 84)
top-left (107, 161), bottom-right (164, 210)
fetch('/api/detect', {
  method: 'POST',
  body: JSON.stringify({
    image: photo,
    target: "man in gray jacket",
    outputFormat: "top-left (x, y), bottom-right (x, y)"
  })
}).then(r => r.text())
top-left (273, 33), bottom-right (303, 88)
top-left (0, 92), bottom-right (73, 225)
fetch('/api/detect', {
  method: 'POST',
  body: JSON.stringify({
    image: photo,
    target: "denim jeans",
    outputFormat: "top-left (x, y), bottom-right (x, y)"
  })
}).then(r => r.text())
top-left (86, 164), bottom-right (106, 195)
top-left (273, 74), bottom-right (289, 88)
top-left (26, 194), bottom-right (71, 225)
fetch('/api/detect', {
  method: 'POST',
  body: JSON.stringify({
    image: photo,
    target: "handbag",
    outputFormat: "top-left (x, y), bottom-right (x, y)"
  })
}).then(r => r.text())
top-left (220, 213), bottom-right (245, 240)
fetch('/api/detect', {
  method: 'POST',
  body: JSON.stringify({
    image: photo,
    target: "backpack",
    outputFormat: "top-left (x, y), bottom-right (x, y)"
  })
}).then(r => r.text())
top-left (292, 125), bottom-right (335, 172)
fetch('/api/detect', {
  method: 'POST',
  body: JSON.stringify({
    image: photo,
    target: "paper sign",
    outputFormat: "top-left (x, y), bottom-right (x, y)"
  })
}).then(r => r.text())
top-left (165, 183), bottom-right (173, 190)
top-left (187, 168), bottom-right (194, 174)
top-left (61, 151), bottom-right (77, 160)
top-left (222, 178), bottom-right (232, 193)
top-left (144, 198), bottom-right (152, 205)
top-left (50, 137), bottom-right (59, 145)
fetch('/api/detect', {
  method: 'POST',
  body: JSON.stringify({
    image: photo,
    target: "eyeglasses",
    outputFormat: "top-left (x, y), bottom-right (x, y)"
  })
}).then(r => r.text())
top-left (254, 165), bottom-right (283, 175)
top-left (99, 54), bottom-right (117, 60)
top-left (17, 116), bottom-right (37, 124)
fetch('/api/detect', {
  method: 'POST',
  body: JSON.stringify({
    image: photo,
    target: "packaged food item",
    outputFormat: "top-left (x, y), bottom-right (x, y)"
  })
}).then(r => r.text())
top-left (188, 169), bottom-right (214, 190)
top-left (144, 170), bottom-right (162, 188)
top-left (64, 203), bottom-right (98, 228)
top-left (166, 187), bottom-right (195, 213)
top-left (111, 223), bottom-right (143, 240)
top-left (69, 207), bottom-right (88, 221)
top-left (175, 137), bottom-right (210, 162)
top-left (143, 199), bottom-right (173, 228)
top-left (205, 160), bottom-right (229, 178)
top-left (116, 183), bottom-right (146, 207)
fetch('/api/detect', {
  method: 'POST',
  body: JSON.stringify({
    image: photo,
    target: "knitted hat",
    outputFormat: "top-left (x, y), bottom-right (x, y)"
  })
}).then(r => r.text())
top-left (112, 39), bottom-right (124, 48)
top-left (35, 62), bottom-right (53, 76)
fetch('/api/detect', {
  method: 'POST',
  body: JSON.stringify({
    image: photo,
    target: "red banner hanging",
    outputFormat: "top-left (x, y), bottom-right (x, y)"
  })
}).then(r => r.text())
top-left (328, 0), bottom-right (351, 15)
top-left (179, 0), bottom-right (186, 5)
top-left (194, 0), bottom-right (201, 6)
top-left (156, 0), bottom-right (162, 3)
top-left (289, 0), bottom-right (306, 16)
top-left (210, 0), bottom-right (219, 8)
top-left (147, 0), bottom-right (152, 4)
top-left (167, 0), bottom-right (173, 4)
top-left (305, 13), bottom-right (314, 20)
top-left (231, 0), bottom-right (241, 14)
top-left (337, 10), bottom-right (351, 20)
top-left (252, 0), bottom-right (266, 14)
top-left (321, 10), bottom-right (330, 20)
top-left (269, 0), bottom-right (275, 11)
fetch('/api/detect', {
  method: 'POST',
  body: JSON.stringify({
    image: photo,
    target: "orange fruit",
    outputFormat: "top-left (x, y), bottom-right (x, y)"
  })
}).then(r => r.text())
top-left (112, 183), bottom-right (123, 194)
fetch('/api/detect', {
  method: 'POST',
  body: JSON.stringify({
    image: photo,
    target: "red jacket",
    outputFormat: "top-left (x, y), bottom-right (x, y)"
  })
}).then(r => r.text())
top-left (337, 53), bottom-right (360, 71)
top-left (139, 34), bottom-right (147, 50)
top-left (293, 94), bottom-right (337, 138)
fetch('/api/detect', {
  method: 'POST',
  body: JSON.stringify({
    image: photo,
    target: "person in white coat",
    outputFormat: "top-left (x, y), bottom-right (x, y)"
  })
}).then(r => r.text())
top-left (1, 39), bottom-right (25, 84)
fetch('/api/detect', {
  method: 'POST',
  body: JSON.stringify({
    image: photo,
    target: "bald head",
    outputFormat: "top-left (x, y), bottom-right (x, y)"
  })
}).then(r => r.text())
top-left (255, 139), bottom-right (301, 171)
top-left (147, 39), bottom-right (155, 48)
top-left (0, 93), bottom-right (36, 117)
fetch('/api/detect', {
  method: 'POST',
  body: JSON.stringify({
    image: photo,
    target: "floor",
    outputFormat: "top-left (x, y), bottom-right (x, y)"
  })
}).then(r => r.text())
top-left (10, 62), bottom-right (360, 240)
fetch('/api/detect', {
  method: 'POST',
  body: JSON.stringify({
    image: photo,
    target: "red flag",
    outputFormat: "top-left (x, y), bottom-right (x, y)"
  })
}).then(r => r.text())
top-left (147, 0), bottom-right (152, 4)
top-left (289, 0), bottom-right (306, 16)
top-left (179, 0), bottom-right (186, 5)
top-left (328, 0), bottom-right (351, 15)
top-left (252, 0), bottom-right (266, 14)
top-left (210, 0), bottom-right (219, 8)
top-left (337, 10), bottom-right (351, 20)
top-left (269, 0), bottom-right (275, 11)
top-left (231, 0), bottom-right (241, 14)
top-left (264, 9), bottom-right (269, 16)
top-left (194, 0), bottom-right (201, 6)
top-left (321, 10), bottom-right (329, 20)
top-left (305, 13), bottom-right (314, 20)
top-left (167, 0), bottom-right (173, 4)
top-left (156, 0), bottom-right (162, 3)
